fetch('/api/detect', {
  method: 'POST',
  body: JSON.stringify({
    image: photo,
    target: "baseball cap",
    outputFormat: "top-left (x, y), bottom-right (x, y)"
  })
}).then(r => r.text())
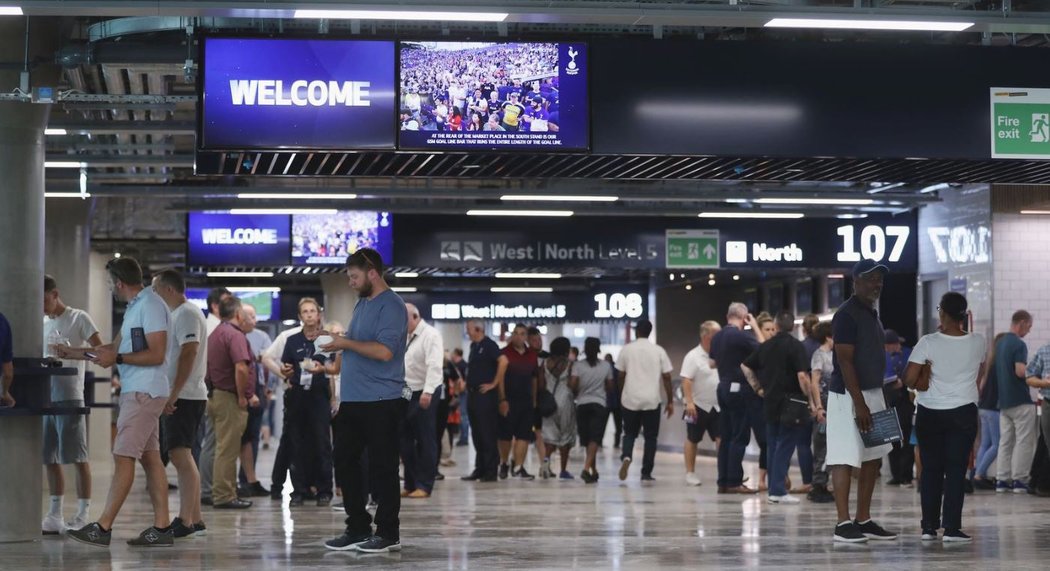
top-left (852, 258), bottom-right (889, 278)
top-left (884, 329), bottom-right (903, 345)
top-left (532, 96), bottom-right (543, 103)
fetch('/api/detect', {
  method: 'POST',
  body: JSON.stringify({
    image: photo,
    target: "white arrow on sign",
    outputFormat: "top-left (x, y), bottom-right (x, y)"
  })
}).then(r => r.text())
top-left (703, 244), bottom-right (717, 260)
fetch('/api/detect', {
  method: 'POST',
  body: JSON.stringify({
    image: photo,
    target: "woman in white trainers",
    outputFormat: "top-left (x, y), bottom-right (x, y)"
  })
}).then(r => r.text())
top-left (903, 292), bottom-right (986, 543)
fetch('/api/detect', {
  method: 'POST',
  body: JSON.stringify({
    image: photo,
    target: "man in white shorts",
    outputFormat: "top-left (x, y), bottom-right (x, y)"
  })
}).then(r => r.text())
top-left (826, 259), bottom-right (898, 544)
top-left (42, 275), bottom-right (102, 534)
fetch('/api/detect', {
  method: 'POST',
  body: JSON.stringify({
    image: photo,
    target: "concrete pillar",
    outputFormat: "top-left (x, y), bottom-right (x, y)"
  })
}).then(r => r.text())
top-left (0, 16), bottom-right (63, 545)
top-left (320, 273), bottom-right (360, 330)
top-left (44, 199), bottom-right (93, 311)
top-left (435, 321), bottom-right (465, 357)
top-left (86, 252), bottom-right (113, 474)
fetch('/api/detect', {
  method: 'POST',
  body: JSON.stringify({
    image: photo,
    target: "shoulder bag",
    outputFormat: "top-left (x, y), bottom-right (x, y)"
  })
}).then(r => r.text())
top-left (779, 396), bottom-right (813, 427)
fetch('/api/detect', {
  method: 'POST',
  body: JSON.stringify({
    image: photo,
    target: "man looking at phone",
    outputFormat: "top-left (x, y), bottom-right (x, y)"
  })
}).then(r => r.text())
top-left (65, 257), bottom-right (173, 548)
top-left (825, 259), bottom-right (897, 544)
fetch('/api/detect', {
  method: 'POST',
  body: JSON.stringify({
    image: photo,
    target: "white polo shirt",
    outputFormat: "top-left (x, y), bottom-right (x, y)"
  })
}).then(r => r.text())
top-left (404, 320), bottom-right (444, 395)
top-left (680, 345), bottom-right (720, 412)
top-left (616, 338), bottom-right (673, 411)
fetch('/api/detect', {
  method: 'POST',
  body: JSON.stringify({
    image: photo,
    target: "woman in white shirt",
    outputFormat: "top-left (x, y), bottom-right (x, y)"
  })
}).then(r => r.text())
top-left (903, 292), bottom-right (986, 544)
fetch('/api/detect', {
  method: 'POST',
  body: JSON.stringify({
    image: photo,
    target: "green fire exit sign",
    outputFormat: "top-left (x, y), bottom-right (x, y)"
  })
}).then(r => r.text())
top-left (991, 88), bottom-right (1050, 159)
top-left (666, 229), bottom-right (719, 269)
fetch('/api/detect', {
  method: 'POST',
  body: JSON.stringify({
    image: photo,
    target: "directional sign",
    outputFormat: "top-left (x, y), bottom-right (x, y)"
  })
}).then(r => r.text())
top-left (991, 88), bottom-right (1050, 159)
top-left (666, 229), bottom-right (719, 269)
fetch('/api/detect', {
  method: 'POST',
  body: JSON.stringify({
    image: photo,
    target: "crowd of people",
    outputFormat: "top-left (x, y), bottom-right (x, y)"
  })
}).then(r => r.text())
top-left (291, 212), bottom-right (384, 263)
top-left (5, 253), bottom-right (1049, 553)
top-left (399, 42), bottom-right (563, 134)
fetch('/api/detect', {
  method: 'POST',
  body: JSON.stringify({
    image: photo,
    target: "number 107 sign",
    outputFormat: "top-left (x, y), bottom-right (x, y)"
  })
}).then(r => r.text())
top-left (836, 224), bottom-right (911, 263)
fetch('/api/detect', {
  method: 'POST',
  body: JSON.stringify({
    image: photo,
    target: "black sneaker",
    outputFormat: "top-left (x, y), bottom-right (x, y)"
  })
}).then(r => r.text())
top-left (317, 494), bottom-right (333, 507)
top-left (435, 472), bottom-right (445, 481)
top-left (855, 519), bottom-right (898, 541)
top-left (127, 526), bottom-right (174, 547)
top-left (833, 521), bottom-right (868, 543)
top-left (170, 518), bottom-right (196, 540)
top-left (972, 478), bottom-right (995, 491)
top-left (943, 530), bottom-right (972, 543)
top-left (324, 530), bottom-right (372, 551)
top-left (499, 463), bottom-right (510, 480)
top-left (886, 478), bottom-right (904, 486)
top-left (963, 479), bottom-right (975, 495)
top-left (807, 484), bottom-right (835, 504)
top-left (289, 495), bottom-right (304, 507)
top-left (461, 472), bottom-right (482, 481)
top-left (641, 474), bottom-right (656, 482)
top-left (214, 498), bottom-right (252, 510)
top-left (581, 470), bottom-right (597, 484)
top-left (355, 535), bottom-right (402, 553)
top-left (193, 521), bottom-right (207, 537)
top-left (249, 481), bottom-right (271, 497)
top-left (332, 502), bottom-right (345, 512)
top-left (270, 490), bottom-right (283, 501)
top-left (513, 467), bottom-right (536, 481)
top-left (921, 529), bottom-right (938, 541)
top-left (67, 522), bottom-right (111, 548)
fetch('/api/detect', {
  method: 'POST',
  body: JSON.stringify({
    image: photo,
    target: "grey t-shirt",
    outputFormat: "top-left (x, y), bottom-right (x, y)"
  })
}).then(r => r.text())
top-left (573, 360), bottom-right (612, 407)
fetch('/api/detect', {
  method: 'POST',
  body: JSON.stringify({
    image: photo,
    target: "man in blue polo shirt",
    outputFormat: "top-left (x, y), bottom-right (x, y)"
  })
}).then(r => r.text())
top-left (826, 259), bottom-right (897, 544)
top-left (321, 248), bottom-right (408, 555)
top-left (710, 302), bottom-right (764, 494)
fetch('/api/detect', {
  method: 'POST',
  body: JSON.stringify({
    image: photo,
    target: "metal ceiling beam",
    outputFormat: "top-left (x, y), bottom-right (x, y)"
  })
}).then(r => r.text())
top-left (20, 2), bottom-right (1050, 35)
top-left (46, 153), bottom-right (194, 167)
top-left (45, 120), bottom-right (195, 134)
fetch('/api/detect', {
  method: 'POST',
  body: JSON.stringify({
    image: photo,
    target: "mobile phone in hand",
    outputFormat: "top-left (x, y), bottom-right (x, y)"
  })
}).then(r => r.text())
top-left (84, 352), bottom-right (98, 360)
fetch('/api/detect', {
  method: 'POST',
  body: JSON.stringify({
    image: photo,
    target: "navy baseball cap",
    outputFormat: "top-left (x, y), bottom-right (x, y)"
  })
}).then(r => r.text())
top-left (884, 329), bottom-right (903, 344)
top-left (852, 258), bottom-right (889, 278)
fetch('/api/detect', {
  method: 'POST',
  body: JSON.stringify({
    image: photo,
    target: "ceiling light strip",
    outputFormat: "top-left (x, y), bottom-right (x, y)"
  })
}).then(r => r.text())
top-left (765, 18), bottom-right (974, 32)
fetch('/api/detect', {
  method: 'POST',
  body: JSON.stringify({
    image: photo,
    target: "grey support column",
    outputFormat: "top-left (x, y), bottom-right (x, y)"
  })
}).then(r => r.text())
top-left (45, 199), bottom-right (93, 310)
top-left (0, 16), bottom-right (64, 543)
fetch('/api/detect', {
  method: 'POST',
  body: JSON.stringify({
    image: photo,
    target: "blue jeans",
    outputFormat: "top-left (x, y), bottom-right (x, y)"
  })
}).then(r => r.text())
top-left (975, 408), bottom-right (1000, 478)
top-left (766, 421), bottom-right (811, 497)
top-left (457, 391), bottom-right (471, 444)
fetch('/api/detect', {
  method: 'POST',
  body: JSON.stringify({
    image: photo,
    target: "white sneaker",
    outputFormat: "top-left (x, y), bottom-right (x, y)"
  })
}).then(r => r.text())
top-left (65, 515), bottom-right (89, 531)
top-left (685, 473), bottom-right (702, 487)
top-left (42, 514), bottom-right (65, 535)
top-left (767, 495), bottom-right (801, 504)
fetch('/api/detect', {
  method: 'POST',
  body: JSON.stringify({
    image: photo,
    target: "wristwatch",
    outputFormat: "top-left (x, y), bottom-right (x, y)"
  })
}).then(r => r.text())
top-left (115, 354), bottom-right (124, 365)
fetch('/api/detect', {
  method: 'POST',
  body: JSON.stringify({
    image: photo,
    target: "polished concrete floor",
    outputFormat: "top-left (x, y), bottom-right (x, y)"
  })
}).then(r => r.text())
top-left (9, 437), bottom-right (1050, 570)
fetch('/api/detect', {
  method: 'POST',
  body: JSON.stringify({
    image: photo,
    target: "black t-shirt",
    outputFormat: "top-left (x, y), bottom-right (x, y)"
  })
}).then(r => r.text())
top-left (281, 332), bottom-right (331, 397)
top-left (743, 332), bottom-right (809, 423)
top-left (979, 362), bottom-right (999, 411)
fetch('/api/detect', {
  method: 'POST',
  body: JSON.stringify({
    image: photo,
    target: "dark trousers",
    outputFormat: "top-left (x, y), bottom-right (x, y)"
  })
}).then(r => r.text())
top-left (334, 399), bottom-right (407, 541)
top-left (435, 396), bottom-right (450, 469)
top-left (717, 387), bottom-right (751, 488)
top-left (621, 408), bottom-right (661, 477)
top-left (271, 391), bottom-right (294, 490)
top-left (746, 395), bottom-right (768, 471)
top-left (916, 404), bottom-right (978, 532)
top-left (888, 389), bottom-right (916, 483)
top-left (608, 406), bottom-right (623, 447)
top-left (401, 391), bottom-right (438, 493)
top-left (467, 389), bottom-right (499, 478)
top-left (289, 389), bottom-right (334, 496)
top-left (766, 421), bottom-right (812, 496)
top-left (239, 402), bottom-right (265, 485)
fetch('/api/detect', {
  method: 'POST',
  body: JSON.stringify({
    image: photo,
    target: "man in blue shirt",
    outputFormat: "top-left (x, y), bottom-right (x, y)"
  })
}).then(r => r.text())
top-left (883, 330), bottom-right (915, 487)
top-left (998, 310), bottom-right (1036, 493)
top-left (0, 312), bottom-right (13, 408)
top-left (321, 248), bottom-right (408, 554)
top-left (64, 257), bottom-right (173, 548)
top-left (709, 302), bottom-right (763, 494)
top-left (461, 319), bottom-right (501, 482)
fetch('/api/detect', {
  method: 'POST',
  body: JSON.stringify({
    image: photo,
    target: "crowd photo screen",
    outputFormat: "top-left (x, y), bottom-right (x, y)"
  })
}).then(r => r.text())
top-left (398, 41), bottom-right (589, 150)
top-left (292, 211), bottom-right (393, 265)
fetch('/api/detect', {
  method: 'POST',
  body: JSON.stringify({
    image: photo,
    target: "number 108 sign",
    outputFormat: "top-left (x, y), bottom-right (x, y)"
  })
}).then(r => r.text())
top-left (593, 293), bottom-right (645, 319)
top-left (836, 225), bottom-right (911, 264)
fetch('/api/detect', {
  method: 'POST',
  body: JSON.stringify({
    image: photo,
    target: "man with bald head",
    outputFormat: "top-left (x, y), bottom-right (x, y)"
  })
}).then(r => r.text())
top-left (400, 304), bottom-right (444, 498)
top-left (462, 320), bottom-right (501, 482)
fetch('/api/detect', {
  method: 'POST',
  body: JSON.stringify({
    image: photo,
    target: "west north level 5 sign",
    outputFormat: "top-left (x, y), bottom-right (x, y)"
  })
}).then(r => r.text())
top-left (991, 88), bottom-right (1050, 159)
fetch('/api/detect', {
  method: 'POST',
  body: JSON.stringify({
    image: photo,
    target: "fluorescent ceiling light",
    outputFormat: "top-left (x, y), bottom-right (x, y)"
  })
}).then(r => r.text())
top-left (44, 128), bottom-right (67, 136)
top-left (495, 273), bottom-right (562, 279)
top-left (755, 198), bottom-right (874, 206)
top-left (765, 18), bottom-right (973, 32)
top-left (392, 287), bottom-right (418, 293)
top-left (827, 274), bottom-right (845, 279)
top-left (229, 208), bottom-right (337, 215)
top-left (724, 198), bottom-right (749, 204)
top-left (237, 193), bottom-right (358, 200)
top-left (699, 212), bottom-right (804, 219)
top-left (45, 161), bottom-right (86, 168)
top-left (500, 195), bottom-right (618, 202)
top-left (394, 272), bottom-right (419, 279)
top-left (44, 192), bottom-right (91, 199)
top-left (490, 287), bottom-right (554, 293)
top-left (837, 213), bottom-right (869, 219)
top-left (294, 9), bottom-right (508, 22)
top-left (467, 209), bottom-right (573, 217)
top-left (206, 271), bottom-right (275, 278)
top-left (1020, 210), bottom-right (1050, 215)
top-left (228, 286), bottom-right (281, 293)
top-left (0, 7), bottom-right (23, 16)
